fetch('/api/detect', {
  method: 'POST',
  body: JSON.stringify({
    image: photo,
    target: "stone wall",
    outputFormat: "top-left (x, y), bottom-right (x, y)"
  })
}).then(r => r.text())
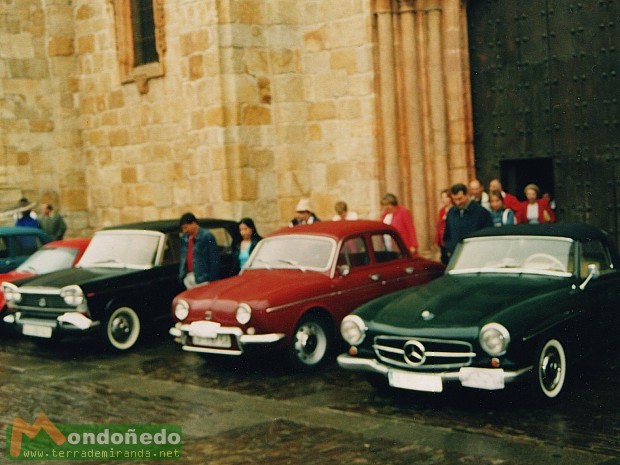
top-left (72, 0), bottom-right (382, 235)
top-left (0, 0), bottom-right (87, 230)
top-left (1, 0), bottom-right (473, 258)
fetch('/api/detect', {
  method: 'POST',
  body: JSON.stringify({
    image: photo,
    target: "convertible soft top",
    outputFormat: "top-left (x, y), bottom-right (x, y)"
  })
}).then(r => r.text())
top-left (467, 223), bottom-right (619, 263)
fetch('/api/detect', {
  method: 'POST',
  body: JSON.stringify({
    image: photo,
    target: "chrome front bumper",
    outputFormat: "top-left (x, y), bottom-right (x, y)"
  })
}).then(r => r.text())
top-left (337, 353), bottom-right (532, 393)
top-left (169, 321), bottom-right (285, 356)
top-left (3, 312), bottom-right (100, 337)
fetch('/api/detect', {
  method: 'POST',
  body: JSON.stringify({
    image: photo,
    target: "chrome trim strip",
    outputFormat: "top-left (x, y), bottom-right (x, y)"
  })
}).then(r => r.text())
top-left (448, 268), bottom-right (572, 278)
top-left (11, 305), bottom-right (69, 312)
top-left (12, 287), bottom-right (63, 295)
top-left (373, 336), bottom-right (475, 370)
top-left (240, 333), bottom-right (285, 344)
top-left (266, 292), bottom-right (340, 313)
top-left (173, 322), bottom-right (284, 347)
top-left (14, 317), bottom-right (57, 328)
top-left (182, 345), bottom-right (243, 356)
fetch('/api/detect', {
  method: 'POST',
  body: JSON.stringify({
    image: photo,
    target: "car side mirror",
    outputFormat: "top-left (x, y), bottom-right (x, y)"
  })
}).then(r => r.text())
top-left (578, 263), bottom-right (600, 290)
top-left (337, 265), bottom-right (350, 277)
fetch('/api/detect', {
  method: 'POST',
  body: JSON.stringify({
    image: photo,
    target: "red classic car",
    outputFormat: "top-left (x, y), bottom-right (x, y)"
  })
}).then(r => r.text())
top-left (169, 220), bottom-right (444, 370)
top-left (0, 238), bottom-right (90, 314)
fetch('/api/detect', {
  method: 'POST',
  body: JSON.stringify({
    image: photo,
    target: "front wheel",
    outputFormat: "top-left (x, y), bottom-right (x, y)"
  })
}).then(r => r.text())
top-left (103, 306), bottom-right (141, 351)
top-left (287, 315), bottom-right (332, 371)
top-left (531, 338), bottom-right (567, 400)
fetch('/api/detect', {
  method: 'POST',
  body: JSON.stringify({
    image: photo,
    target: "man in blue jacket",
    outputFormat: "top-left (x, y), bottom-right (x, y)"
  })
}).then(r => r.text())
top-left (444, 183), bottom-right (493, 261)
top-left (178, 212), bottom-right (220, 289)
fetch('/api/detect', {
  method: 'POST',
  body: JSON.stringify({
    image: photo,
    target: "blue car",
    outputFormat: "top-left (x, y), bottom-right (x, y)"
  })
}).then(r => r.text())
top-left (0, 227), bottom-right (51, 272)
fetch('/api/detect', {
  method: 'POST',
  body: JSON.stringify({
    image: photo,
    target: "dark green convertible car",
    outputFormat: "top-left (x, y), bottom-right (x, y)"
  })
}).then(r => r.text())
top-left (338, 224), bottom-right (620, 401)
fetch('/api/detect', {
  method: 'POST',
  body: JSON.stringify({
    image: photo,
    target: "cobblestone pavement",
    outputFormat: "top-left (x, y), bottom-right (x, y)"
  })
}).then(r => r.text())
top-left (0, 328), bottom-right (618, 465)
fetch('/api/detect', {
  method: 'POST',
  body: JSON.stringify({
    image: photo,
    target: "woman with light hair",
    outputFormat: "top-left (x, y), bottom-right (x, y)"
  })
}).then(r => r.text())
top-left (380, 193), bottom-right (418, 255)
top-left (517, 184), bottom-right (555, 224)
top-left (332, 201), bottom-right (358, 221)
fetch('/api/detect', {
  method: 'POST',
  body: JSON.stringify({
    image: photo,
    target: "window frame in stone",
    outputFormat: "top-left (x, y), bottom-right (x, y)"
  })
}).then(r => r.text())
top-left (110, 0), bottom-right (166, 94)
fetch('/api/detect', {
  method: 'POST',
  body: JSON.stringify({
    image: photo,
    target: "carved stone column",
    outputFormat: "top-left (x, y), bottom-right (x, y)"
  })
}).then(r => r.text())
top-left (398, 0), bottom-right (430, 254)
top-left (374, 0), bottom-right (401, 195)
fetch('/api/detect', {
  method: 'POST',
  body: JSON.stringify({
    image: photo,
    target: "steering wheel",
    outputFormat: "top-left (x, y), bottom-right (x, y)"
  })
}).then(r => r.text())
top-left (522, 253), bottom-right (565, 271)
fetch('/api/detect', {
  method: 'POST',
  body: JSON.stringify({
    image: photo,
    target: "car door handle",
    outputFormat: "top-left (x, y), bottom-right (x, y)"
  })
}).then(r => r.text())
top-left (405, 267), bottom-right (415, 274)
top-left (369, 273), bottom-right (381, 281)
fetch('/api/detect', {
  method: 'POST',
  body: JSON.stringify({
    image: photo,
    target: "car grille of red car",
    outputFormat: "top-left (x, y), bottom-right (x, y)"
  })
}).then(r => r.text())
top-left (373, 336), bottom-right (476, 370)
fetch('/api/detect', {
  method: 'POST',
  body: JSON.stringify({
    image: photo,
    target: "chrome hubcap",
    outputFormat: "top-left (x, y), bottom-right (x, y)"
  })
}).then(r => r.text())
top-left (540, 348), bottom-right (562, 392)
top-left (294, 322), bottom-right (326, 365)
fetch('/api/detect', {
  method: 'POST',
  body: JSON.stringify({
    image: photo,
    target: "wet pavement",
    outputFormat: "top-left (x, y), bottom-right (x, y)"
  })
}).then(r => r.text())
top-left (0, 327), bottom-right (618, 465)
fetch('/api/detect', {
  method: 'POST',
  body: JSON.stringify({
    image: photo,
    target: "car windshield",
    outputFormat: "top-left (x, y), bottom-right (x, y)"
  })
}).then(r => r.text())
top-left (78, 231), bottom-right (162, 269)
top-left (448, 236), bottom-right (575, 276)
top-left (246, 235), bottom-right (335, 271)
top-left (15, 247), bottom-right (79, 274)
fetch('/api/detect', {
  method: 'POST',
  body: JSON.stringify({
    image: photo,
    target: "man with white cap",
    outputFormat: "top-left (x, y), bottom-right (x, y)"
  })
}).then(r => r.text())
top-left (289, 198), bottom-right (321, 227)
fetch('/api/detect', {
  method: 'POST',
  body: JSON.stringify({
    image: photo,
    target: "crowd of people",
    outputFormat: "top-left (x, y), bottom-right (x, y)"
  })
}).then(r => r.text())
top-left (17, 178), bottom-right (554, 290)
top-left (435, 179), bottom-right (556, 264)
top-left (179, 179), bottom-right (555, 288)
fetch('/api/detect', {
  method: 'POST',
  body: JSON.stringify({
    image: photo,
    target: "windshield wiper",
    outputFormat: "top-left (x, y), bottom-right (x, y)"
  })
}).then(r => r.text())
top-left (19, 266), bottom-right (38, 273)
top-left (278, 259), bottom-right (307, 272)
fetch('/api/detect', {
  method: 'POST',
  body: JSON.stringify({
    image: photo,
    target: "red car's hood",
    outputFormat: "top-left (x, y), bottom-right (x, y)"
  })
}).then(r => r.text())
top-left (175, 269), bottom-right (332, 323)
top-left (0, 271), bottom-right (34, 283)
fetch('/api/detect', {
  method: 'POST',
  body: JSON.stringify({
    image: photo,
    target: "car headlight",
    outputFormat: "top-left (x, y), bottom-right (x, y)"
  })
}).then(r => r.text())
top-left (174, 300), bottom-right (190, 321)
top-left (340, 315), bottom-right (366, 345)
top-left (479, 323), bottom-right (510, 356)
top-left (60, 285), bottom-right (84, 306)
top-left (2, 282), bottom-right (22, 304)
top-left (236, 303), bottom-right (252, 325)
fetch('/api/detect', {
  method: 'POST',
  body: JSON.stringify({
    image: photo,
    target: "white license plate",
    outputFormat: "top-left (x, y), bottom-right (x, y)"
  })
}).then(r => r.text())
top-left (388, 370), bottom-right (443, 392)
top-left (459, 368), bottom-right (505, 390)
top-left (23, 324), bottom-right (53, 339)
top-left (192, 334), bottom-right (232, 348)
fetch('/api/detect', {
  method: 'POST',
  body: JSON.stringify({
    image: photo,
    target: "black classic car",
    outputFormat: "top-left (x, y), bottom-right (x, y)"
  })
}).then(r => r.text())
top-left (338, 224), bottom-right (620, 401)
top-left (2, 219), bottom-right (239, 350)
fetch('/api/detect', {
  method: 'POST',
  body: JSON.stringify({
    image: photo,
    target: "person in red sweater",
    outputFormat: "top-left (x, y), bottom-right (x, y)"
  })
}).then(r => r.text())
top-left (381, 193), bottom-right (418, 256)
top-left (517, 183), bottom-right (556, 224)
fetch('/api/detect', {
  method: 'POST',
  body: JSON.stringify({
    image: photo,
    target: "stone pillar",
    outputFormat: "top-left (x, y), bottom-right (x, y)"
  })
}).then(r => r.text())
top-left (374, 0), bottom-right (401, 196)
top-left (443, 0), bottom-right (475, 183)
top-left (398, 0), bottom-right (430, 255)
top-left (426, 3), bottom-right (450, 207)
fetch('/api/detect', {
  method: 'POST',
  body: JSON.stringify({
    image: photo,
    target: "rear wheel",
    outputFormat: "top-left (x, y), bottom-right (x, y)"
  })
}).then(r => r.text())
top-left (287, 315), bottom-right (332, 371)
top-left (531, 338), bottom-right (567, 400)
top-left (103, 306), bottom-right (141, 351)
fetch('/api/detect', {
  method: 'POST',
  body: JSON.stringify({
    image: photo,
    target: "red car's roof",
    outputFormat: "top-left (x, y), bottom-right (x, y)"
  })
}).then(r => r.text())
top-left (269, 220), bottom-right (397, 239)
